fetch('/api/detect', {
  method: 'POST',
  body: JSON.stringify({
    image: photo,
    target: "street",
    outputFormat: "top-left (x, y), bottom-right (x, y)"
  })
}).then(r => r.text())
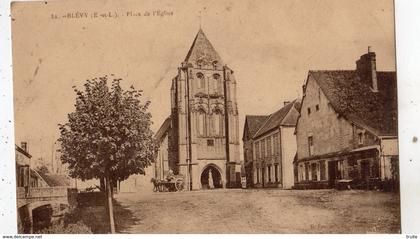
top-left (113, 189), bottom-right (400, 234)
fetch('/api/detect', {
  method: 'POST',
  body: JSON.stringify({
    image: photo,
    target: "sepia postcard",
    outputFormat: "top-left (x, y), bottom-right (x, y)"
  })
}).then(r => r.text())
top-left (10, 0), bottom-right (400, 234)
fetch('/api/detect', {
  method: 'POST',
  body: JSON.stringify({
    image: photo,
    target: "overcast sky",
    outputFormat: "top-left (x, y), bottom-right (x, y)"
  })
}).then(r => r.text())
top-left (12, 0), bottom-right (395, 162)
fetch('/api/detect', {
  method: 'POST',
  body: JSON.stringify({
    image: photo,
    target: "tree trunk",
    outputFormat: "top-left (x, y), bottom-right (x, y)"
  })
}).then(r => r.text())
top-left (105, 174), bottom-right (116, 233)
top-left (100, 177), bottom-right (105, 192)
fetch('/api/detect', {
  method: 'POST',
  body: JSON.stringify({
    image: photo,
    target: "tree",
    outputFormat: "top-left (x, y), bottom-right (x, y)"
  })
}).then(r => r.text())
top-left (58, 75), bottom-right (157, 233)
top-left (35, 164), bottom-right (50, 176)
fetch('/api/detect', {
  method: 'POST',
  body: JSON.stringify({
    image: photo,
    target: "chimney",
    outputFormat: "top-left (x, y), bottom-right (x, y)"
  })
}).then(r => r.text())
top-left (21, 142), bottom-right (28, 152)
top-left (356, 46), bottom-right (378, 92)
top-left (284, 101), bottom-right (291, 106)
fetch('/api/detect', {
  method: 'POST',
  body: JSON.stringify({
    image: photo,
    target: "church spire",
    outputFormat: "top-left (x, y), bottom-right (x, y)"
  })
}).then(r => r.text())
top-left (184, 29), bottom-right (224, 68)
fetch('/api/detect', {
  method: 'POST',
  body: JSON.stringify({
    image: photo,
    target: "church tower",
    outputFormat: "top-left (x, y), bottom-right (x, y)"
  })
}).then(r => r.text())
top-left (170, 29), bottom-right (240, 190)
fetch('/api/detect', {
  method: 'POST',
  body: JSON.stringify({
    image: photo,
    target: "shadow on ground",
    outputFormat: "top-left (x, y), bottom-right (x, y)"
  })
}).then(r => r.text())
top-left (66, 199), bottom-right (139, 233)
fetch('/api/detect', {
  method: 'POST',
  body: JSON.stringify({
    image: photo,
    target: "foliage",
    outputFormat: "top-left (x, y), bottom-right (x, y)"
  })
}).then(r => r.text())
top-left (58, 75), bottom-right (157, 182)
top-left (35, 165), bottom-right (50, 176)
top-left (36, 221), bottom-right (92, 234)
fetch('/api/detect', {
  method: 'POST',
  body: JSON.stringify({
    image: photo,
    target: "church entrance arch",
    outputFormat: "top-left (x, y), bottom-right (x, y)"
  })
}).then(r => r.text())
top-left (200, 164), bottom-right (223, 189)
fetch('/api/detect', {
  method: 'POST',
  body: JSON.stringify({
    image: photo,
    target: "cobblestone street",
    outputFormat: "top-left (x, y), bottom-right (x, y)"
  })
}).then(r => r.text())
top-left (114, 189), bottom-right (400, 234)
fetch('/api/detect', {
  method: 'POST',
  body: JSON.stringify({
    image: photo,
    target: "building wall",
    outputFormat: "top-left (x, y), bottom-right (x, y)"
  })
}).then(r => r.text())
top-left (252, 129), bottom-right (282, 187)
top-left (154, 132), bottom-right (170, 180)
top-left (280, 126), bottom-right (296, 189)
top-left (295, 74), bottom-right (389, 189)
top-left (296, 75), bottom-right (354, 160)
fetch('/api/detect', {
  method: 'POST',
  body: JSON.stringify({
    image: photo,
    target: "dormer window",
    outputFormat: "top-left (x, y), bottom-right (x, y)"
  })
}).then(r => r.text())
top-left (307, 107), bottom-right (311, 115)
top-left (212, 61), bottom-right (218, 69)
top-left (197, 60), bottom-right (203, 69)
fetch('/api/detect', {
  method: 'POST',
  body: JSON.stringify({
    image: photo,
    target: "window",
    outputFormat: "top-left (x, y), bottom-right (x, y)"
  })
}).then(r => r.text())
top-left (255, 142), bottom-right (260, 159)
top-left (320, 160), bottom-right (326, 180)
top-left (274, 164), bottom-right (279, 182)
top-left (273, 134), bottom-right (278, 155)
top-left (267, 136), bottom-right (272, 156)
top-left (196, 72), bottom-right (204, 89)
top-left (213, 74), bottom-right (221, 93)
top-left (308, 136), bottom-right (314, 156)
top-left (207, 139), bottom-right (214, 146)
top-left (197, 60), bottom-right (203, 68)
top-left (299, 164), bottom-right (304, 181)
top-left (358, 132), bottom-right (364, 145)
top-left (268, 165), bottom-right (272, 182)
top-left (316, 104), bottom-right (319, 111)
top-left (261, 139), bottom-right (266, 158)
top-left (197, 110), bottom-right (206, 136)
top-left (212, 111), bottom-right (223, 136)
top-left (256, 168), bottom-right (259, 183)
top-left (307, 107), bottom-right (311, 115)
top-left (212, 61), bottom-right (218, 69)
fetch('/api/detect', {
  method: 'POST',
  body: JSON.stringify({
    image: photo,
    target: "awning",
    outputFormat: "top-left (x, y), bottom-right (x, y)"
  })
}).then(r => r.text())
top-left (351, 145), bottom-right (379, 152)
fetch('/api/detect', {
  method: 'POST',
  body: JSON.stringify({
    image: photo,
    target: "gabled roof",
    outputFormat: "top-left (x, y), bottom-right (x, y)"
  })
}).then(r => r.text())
top-left (15, 144), bottom-right (32, 158)
top-left (184, 29), bottom-right (224, 68)
top-left (154, 117), bottom-right (171, 142)
top-left (309, 70), bottom-right (397, 136)
top-left (243, 115), bottom-right (269, 140)
top-left (253, 100), bottom-right (301, 139)
top-left (41, 173), bottom-right (71, 187)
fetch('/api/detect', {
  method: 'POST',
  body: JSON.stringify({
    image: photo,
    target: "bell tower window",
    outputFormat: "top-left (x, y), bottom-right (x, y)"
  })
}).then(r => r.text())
top-left (213, 74), bottom-right (221, 93)
top-left (197, 109), bottom-right (206, 137)
top-left (196, 72), bottom-right (205, 90)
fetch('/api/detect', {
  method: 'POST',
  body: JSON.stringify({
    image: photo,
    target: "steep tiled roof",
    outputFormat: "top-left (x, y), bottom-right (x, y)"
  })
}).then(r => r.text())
top-left (309, 70), bottom-right (397, 136)
top-left (41, 174), bottom-right (71, 187)
top-left (243, 115), bottom-right (269, 140)
top-left (254, 100), bottom-right (301, 138)
top-left (184, 29), bottom-right (224, 68)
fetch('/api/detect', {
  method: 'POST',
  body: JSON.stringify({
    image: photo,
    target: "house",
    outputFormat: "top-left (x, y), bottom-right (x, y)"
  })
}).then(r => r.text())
top-left (294, 48), bottom-right (398, 189)
top-left (242, 115), bottom-right (269, 187)
top-left (243, 100), bottom-right (301, 189)
top-left (15, 142), bottom-right (48, 190)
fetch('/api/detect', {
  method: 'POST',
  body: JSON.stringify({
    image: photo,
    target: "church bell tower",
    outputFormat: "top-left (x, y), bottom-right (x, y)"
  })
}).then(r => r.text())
top-left (170, 29), bottom-right (240, 190)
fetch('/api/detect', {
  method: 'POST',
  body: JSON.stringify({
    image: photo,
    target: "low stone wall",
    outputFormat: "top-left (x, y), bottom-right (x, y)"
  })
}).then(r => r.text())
top-left (77, 191), bottom-right (106, 207)
top-left (293, 181), bottom-right (330, 190)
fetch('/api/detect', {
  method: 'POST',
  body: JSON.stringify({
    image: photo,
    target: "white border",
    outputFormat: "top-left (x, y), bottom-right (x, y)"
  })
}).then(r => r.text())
top-left (1, 0), bottom-right (420, 236)
top-left (0, 0), bottom-right (18, 234)
top-left (395, 0), bottom-right (420, 233)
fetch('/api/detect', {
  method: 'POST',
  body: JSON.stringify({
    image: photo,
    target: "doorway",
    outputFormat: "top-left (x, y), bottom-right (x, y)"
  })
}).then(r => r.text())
top-left (328, 161), bottom-right (337, 188)
top-left (200, 165), bottom-right (222, 189)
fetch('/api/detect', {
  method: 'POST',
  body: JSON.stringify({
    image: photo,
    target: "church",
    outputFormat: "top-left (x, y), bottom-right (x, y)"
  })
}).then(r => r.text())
top-left (154, 29), bottom-right (241, 190)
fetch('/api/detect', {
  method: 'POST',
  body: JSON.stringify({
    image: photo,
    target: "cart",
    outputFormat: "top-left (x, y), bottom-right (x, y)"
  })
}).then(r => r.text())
top-left (151, 176), bottom-right (185, 192)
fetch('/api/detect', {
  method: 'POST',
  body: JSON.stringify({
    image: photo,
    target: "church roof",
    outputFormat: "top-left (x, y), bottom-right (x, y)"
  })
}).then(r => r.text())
top-left (243, 115), bottom-right (269, 140)
top-left (154, 117), bottom-right (171, 142)
top-left (184, 29), bottom-right (224, 68)
top-left (309, 70), bottom-right (397, 136)
top-left (254, 100), bottom-right (301, 139)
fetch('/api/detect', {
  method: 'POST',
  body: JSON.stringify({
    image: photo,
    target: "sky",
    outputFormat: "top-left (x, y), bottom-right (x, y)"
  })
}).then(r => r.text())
top-left (12, 0), bottom-right (396, 163)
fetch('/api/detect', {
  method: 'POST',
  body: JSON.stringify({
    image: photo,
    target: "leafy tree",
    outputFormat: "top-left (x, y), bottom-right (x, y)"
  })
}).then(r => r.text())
top-left (35, 164), bottom-right (50, 176)
top-left (58, 75), bottom-right (157, 233)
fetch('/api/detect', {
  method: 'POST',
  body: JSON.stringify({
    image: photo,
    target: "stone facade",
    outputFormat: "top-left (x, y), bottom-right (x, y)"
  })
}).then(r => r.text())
top-left (168, 29), bottom-right (241, 190)
top-left (295, 49), bottom-right (398, 189)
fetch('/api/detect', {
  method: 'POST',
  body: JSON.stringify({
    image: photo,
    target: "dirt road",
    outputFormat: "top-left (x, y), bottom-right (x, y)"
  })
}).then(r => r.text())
top-left (113, 189), bottom-right (400, 233)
